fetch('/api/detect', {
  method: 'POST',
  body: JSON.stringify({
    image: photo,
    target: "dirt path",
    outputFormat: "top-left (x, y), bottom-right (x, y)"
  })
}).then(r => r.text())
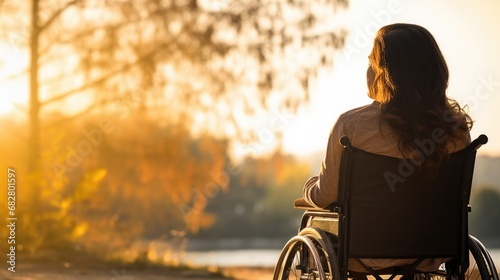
top-left (0, 262), bottom-right (275, 280)
top-left (221, 267), bottom-right (275, 280)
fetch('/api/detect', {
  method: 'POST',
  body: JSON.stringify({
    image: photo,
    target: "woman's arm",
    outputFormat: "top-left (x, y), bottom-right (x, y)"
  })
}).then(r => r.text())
top-left (303, 117), bottom-right (346, 208)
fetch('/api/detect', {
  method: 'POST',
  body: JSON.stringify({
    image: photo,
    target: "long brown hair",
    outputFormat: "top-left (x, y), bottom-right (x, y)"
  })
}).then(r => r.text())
top-left (368, 23), bottom-right (473, 173)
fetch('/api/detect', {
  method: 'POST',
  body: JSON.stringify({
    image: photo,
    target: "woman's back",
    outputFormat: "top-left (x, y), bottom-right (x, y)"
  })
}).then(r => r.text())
top-left (338, 102), bottom-right (470, 159)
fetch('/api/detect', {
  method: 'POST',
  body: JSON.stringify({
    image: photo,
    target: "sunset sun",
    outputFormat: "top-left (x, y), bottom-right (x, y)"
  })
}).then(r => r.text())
top-left (0, 43), bottom-right (28, 117)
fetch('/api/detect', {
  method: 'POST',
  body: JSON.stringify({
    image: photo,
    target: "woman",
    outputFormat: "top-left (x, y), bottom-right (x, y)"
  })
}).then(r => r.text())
top-left (302, 23), bottom-right (473, 274)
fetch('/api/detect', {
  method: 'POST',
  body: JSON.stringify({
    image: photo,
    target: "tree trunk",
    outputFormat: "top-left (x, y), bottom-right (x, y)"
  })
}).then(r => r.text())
top-left (29, 0), bottom-right (40, 210)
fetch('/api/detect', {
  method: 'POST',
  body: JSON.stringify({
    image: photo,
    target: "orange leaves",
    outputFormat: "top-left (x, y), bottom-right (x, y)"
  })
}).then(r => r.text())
top-left (84, 117), bottom-right (230, 240)
top-left (73, 168), bottom-right (107, 201)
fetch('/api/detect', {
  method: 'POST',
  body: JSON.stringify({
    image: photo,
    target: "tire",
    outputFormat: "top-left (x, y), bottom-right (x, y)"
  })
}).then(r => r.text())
top-left (299, 227), bottom-right (341, 280)
top-left (272, 235), bottom-right (325, 279)
top-left (469, 235), bottom-right (499, 280)
top-left (273, 227), bottom-right (340, 280)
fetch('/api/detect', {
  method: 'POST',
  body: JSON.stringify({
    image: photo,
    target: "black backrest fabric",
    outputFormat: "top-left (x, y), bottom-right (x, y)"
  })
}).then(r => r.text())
top-left (342, 147), bottom-right (468, 258)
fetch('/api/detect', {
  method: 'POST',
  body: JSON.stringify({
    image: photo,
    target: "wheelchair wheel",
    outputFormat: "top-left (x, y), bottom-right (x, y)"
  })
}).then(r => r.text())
top-left (421, 235), bottom-right (499, 280)
top-left (468, 235), bottom-right (499, 280)
top-left (273, 227), bottom-right (339, 280)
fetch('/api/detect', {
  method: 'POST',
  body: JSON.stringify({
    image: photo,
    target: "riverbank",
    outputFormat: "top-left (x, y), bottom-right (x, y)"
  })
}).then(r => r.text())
top-left (0, 261), bottom-right (274, 280)
top-left (0, 251), bottom-right (278, 280)
top-left (0, 260), bottom-right (226, 280)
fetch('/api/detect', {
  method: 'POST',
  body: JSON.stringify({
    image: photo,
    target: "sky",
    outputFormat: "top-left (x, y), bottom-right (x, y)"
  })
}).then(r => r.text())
top-left (1, 0), bottom-right (499, 158)
top-left (281, 0), bottom-right (500, 157)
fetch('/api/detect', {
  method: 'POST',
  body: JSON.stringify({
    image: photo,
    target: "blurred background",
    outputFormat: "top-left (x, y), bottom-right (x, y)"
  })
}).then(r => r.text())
top-left (0, 0), bottom-right (499, 269)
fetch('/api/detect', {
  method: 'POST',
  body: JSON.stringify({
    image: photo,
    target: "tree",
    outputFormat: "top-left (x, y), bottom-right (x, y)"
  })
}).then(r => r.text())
top-left (1, 0), bottom-right (348, 254)
top-left (469, 187), bottom-right (500, 240)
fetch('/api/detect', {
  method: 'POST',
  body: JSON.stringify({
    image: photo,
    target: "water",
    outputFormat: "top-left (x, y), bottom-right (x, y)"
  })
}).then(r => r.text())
top-left (184, 248), bottom-right (500, 268)
top-left (184, 249), bottom-right (281, 267)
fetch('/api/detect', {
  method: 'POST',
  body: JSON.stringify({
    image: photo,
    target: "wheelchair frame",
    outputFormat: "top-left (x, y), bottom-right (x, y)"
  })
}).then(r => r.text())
top-left (273, 134), bottom-right (499, 280)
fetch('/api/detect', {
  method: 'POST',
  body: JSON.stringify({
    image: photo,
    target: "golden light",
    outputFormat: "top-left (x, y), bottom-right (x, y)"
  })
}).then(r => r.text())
top-left (0, 42), bottom-right (29, 117)
top-left (0, 81), bottom-right (27, 116)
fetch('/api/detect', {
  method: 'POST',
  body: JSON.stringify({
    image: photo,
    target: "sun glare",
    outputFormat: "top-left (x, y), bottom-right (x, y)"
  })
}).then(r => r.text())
top-left (0, 42), bottom-right (29, 117)
top-left (0, 92), bottom-right (18, 116)
top-left (0, 76), bottom-right (28, 117)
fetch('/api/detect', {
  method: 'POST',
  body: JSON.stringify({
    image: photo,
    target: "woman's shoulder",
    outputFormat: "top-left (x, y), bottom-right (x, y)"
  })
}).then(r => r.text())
top-left (338, 101), bottom-right (380, 122)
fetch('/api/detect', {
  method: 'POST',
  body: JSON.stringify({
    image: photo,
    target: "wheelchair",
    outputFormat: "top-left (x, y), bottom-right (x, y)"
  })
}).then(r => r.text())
top-left (273, 134), bottom-right (499, 280)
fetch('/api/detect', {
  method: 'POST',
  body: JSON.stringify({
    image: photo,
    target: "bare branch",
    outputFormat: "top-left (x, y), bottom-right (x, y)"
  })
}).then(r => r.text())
top-left (41, 42), bottom-right (169, 106)
top-left (43, 96), bottom-right (117, 128)
top-left (38, 0), bottom-right (80, 34)
top-left (1, 67), bottom-right (29, 81)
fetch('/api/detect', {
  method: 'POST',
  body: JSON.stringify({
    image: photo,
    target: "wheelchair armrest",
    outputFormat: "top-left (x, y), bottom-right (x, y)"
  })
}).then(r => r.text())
top-left (294, 198), bottom-right (341, 212)
top-left (294, 198), bottom-right (317, 209)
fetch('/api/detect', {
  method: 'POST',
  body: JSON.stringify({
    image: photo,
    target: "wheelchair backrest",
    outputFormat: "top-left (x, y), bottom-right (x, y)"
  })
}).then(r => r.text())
top-left (338, 135), bottom-right (486, 259)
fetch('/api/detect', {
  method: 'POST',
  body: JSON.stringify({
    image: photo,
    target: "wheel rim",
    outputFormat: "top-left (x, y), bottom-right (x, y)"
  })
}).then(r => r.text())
top-left (274, 235), bottom-right (327, 280)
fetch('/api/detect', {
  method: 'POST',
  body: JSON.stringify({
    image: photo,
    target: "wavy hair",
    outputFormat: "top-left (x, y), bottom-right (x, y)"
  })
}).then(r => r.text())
top-left (368, 23), bottom-right (473, 173)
